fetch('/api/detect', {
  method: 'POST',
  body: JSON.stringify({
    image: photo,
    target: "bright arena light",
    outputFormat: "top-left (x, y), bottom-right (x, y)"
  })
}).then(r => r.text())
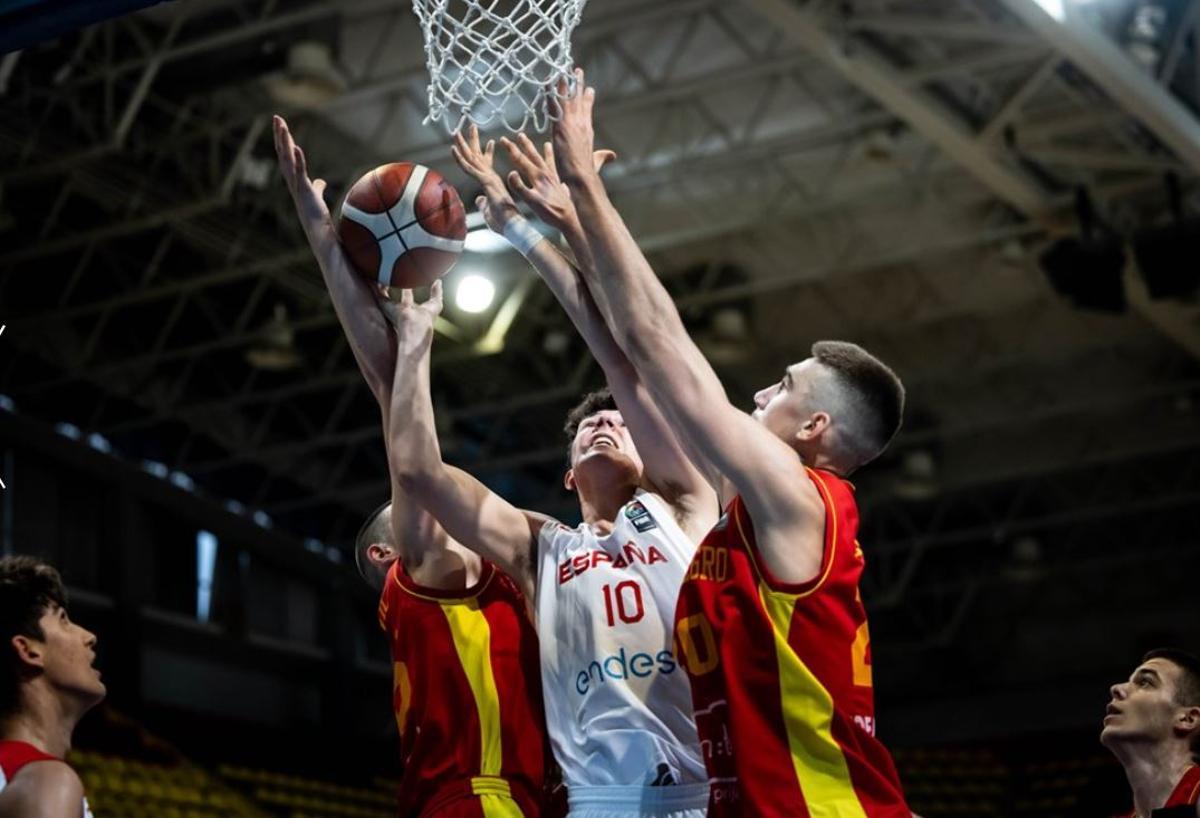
top-left (455, 274), bottom-right (495, 313)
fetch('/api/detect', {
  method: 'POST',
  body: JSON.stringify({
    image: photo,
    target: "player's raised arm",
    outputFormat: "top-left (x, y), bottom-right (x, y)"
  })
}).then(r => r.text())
top-left (382, 284), bottom-right (548, 598)
top-left (541, 71), bottom-right (831, 582)
top-left (275, 114), bottom-right (459, 568)
top-left (274, 115), bottom-right (396, 401)
top-left (451, 125), bottom-right (717, 538)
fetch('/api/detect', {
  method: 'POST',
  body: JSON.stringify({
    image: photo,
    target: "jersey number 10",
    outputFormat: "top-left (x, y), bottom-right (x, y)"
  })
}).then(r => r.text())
top-left (602, 581), bottom-right (645, 627)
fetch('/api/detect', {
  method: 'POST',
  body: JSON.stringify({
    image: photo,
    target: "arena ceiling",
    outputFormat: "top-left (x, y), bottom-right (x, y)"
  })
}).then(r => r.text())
top-left (2, 0), bottom-right (1198, 672)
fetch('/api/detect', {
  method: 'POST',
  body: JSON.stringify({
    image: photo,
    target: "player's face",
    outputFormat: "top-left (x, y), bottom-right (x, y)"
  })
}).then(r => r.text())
top-left (752, 359), bottom-right (824, 445)
top-left (569, 410), bottom-right (644, 479)
top-left (1101, 659), bottom-right (1189, 748)
top-left (35, 603), bottom-right (106, 707)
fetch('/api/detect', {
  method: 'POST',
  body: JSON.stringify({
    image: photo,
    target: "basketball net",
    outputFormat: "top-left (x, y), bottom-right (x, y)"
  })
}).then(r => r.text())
top-left (410, 0), bottom-right (588, 134)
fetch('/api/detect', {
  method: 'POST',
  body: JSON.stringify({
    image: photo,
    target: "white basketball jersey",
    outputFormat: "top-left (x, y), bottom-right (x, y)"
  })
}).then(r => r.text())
top-left (535, 491), bottom-right (706, 788)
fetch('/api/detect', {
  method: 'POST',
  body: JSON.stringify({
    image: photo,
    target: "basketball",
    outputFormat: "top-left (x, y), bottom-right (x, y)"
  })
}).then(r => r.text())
top-left (337, 162), bottom-right (467, 289)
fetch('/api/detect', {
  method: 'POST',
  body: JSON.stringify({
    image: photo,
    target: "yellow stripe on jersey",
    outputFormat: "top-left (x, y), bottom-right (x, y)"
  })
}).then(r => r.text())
top-left (759, 585), bottom-right (868, 818)
top-left (471, 777), bottom-right (523, 818)
top-left (393, 662), bottom-right (412, 734)
top-left (441, 600), bottom-right (504, 777)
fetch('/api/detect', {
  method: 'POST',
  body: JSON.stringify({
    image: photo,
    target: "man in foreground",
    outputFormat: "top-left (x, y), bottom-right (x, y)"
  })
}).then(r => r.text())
top-left (0, 556), bottom-right (103, 817)
top-left (385, 126), bottom-right (718, 816)
top-left (505, 69), bottom-right (913, 816)
top-left (275, 116), bottom-right (548, 816)
top-left (1103, 649), bottom-right (1200, 817)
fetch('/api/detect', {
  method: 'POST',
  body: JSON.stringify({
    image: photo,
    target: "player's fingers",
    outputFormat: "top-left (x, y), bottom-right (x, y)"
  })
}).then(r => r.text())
top-left (293, 145), bottom-right (308, 180)
top-left (498, 135), bottom-right (519, 158)
top-left (274, 115), bottom-right (289, 153)
top-left (573, 67), bottom-right (585, 106)
top-left (506, 170), bottom-right (534, 201)
top-left (500, 137), bottom-right (537, 178)
top-left (485, 139), bottom-right (495, 160)
top-left (516, 132), bottom-right (541, 165)
top-left (428, 279), bottom-right (444, 312)
top-left (312, 179), bottom-right (328, 200)
top-left (469, 123), bottom-right (481, 153)
top-left (400, 288), bottom-right (415, 308)
top-left (281, 121), bottom-right (299, 166)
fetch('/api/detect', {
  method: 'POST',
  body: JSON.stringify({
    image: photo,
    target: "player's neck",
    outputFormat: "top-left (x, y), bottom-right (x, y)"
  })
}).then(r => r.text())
top-left (800, 446), bottom-right (843, 476)
top-left (1, 688), bottom-right (80, 758)
top-left (576, 483), bottom-right (637, 529)
top-left (1114, 740), bottom-right (1195, 816)
top-left (572, 463), bottom-right (639, 528)
top-left (402, 543), bottom-right (483, 591)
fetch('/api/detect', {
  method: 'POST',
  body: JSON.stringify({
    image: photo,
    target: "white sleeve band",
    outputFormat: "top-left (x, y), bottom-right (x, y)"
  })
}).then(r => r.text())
top-left (502, 217), bottom-right (548, 257)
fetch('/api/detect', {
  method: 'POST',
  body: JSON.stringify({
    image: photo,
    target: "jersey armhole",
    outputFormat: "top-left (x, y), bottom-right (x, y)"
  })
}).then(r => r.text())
top-left (736, 470), bottom-right (838, 599)
top-left (532, 518), bottom-right (564, 616)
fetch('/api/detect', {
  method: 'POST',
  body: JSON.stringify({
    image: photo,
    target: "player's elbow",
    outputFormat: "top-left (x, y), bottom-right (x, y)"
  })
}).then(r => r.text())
top-left (388, 442), bottom-right (442, 497)
top-left (391, 457), bottom-right (437, 495)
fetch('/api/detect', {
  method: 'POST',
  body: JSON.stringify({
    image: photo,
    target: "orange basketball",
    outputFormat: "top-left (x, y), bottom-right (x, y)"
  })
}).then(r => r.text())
top-left (337, 162), bottom-right (467, 289)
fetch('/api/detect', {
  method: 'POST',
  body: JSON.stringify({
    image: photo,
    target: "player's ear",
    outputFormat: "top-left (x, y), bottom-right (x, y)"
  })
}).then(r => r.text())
top-left (11, 634), bottom-right (44, 670)
top-left (367, 543), bottom-right (394, 563)
top-left (1175, 704), bottom-right (1200, 739)
top-left (796, 411), bottom-right (830, 442)
top-left (563, 468), bottom-right (577, 493)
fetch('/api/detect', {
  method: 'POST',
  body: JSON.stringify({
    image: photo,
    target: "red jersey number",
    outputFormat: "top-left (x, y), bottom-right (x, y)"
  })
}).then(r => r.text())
top-left (602, 581), bottom-right (645, 627)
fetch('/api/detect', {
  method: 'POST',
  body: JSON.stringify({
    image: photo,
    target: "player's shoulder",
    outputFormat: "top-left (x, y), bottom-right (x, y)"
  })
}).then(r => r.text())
top-left (757, 465), bottom-right (828, 528)
top-left (0, 759), bottom-right (85, 814)
top-left (17, 758), bottom-right (83, 789)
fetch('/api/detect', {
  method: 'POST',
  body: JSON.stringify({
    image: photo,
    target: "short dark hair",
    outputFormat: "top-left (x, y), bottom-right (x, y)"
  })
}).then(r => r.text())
top-left (1144, 648), bottom-right (1200, 757)
top-left (811, 340), bottom-right (905, 471)
top-left (563, 389), bottom-right (619, 460)
top-left (354, 502), bottom-right (392, 592)
top-left (0, 556), bottom-right (68, 715)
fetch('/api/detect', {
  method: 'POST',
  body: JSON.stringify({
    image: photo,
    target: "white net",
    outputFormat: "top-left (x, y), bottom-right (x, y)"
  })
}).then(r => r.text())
top-left (411, 0), bottom-right (589, 134)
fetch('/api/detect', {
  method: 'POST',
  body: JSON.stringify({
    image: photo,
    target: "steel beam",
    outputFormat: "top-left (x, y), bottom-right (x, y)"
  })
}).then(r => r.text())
top-left (995, 0), bottom-right (1200, 172)
top-left (741, 0), bottom-right (1053, 217)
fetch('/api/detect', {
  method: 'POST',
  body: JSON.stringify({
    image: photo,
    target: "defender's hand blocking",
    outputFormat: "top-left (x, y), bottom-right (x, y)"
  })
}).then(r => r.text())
top-left (451, 125), bottom-right (521, 234)
top-left (550, 68), bottom-right (602, 187)
top-left (501, 132), bottom-right (615, 234)
top-left (379, 282), bottom-right (445, 350)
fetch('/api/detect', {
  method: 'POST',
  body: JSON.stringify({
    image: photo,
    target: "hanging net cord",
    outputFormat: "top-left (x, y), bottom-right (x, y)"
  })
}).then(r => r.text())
top-left (412, 0), bottom-right (588, 134)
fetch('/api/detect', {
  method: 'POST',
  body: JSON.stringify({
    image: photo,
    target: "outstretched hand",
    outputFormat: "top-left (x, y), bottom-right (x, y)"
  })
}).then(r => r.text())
top-left (501, 131), bottom-right (615, 234)
top-left (549, 67), bottom-right (602, 188)
top-left (451, 124), bottom-right (520, 234)
top-left (273, 115), bottom-right (340, 254)
top-left (379, 281), bottom-right (445, 350)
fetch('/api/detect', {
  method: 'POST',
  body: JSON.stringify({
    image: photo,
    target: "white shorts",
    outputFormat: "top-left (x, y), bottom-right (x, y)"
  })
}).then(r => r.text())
top-left (567, 783), bottom-right (709, 818)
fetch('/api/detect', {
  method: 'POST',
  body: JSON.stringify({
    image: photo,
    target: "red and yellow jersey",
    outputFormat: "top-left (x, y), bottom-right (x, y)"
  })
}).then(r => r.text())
top-left (379, 558), bottom-right (547, 817)
top-left (1116, 765), bottom-right (1200, 817)
top-left (673, 467), bottom-right (910, 817)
